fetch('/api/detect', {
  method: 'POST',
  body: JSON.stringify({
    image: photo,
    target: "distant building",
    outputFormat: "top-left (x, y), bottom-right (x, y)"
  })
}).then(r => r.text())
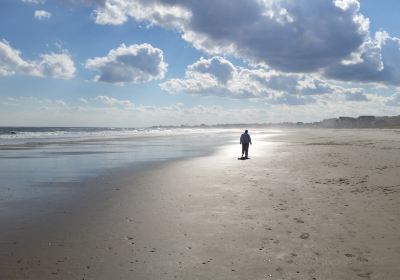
top-left (338, 117), bottom-right (357, 128)
top-left (317, 115), bottom-right (400, 128)
top-left (357, 116), bottom-right (376, 128)
top-left (321, 118), bottom-right (338, 128)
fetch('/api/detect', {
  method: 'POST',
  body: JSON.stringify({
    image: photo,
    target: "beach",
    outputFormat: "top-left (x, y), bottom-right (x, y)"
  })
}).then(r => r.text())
top-left (1, 128), bottom-right (400, 280)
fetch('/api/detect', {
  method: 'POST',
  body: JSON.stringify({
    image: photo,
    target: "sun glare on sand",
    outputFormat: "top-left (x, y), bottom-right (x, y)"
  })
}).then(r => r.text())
top-left (216, 129), bottom-right (285, 158)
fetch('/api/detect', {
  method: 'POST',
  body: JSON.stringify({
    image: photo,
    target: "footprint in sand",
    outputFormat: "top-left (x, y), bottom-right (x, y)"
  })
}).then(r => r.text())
top-left (357, 272), bottom-right (372, 279)
top-left (264, 225), bottom-right (272, 231)
top-left (299, 233), bottom-right (310, 239)
top-left (294, 217), bottom-right (305, 223)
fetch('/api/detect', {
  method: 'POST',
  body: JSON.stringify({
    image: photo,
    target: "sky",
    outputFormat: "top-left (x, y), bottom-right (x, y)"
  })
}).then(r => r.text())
top-left (0, 0), bottom-right (400, 127)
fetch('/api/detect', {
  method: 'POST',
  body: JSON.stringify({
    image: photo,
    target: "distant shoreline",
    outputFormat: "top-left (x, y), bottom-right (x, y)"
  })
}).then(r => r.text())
top-left (2, 114), bottom-right (400, 130)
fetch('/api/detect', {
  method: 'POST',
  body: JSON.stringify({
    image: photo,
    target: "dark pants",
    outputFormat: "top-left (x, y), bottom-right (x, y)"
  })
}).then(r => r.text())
top-left (242, 143), bottom-right (249, 157)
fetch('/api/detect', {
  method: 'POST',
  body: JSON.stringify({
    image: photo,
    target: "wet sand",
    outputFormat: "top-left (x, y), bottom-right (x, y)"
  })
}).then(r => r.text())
top-left (1, 129), bottom-right (400, 279)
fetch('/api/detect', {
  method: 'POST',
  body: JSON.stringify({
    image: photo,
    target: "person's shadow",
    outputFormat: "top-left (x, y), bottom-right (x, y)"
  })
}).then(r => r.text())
top-left (238, 157), bottom-right (251, 160)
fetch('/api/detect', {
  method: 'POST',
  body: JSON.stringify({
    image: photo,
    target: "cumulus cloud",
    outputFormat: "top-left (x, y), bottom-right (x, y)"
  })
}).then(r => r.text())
top-left (92, 0), bottom-right (191, 27)
top-left (85, 43), bottom-right (167, 84)
top-left (325, 31), bottom-right (400, 85)
top-left (343, 89), bottom-right (369, 101)
top-left (90, 0), bottom-right (368, 72)
top-left (34, 10), bottom-right (51, 20)
top-left (85, 0), bottom-right (400, 87)
top-left (95, 95), bottom-right (133, 107)
top-left (37, 53), bottom-right (76, 79)
top-left (0, 39), bottom-right (76, 79)
top-left (0, 40), bottom-right (38, 76)
top-left (188, 56), bottom-right (235, 84)
top-left (161, 56), bottom-right (339, 104)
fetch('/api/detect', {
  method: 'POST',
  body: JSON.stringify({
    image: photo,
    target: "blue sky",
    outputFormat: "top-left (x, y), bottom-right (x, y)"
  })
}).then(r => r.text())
top-left (0, 0), bottom-right (399, 126)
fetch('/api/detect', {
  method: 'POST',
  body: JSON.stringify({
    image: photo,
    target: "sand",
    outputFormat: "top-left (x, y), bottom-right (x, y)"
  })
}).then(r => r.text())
top-left (1, 129), bottom-right (400, 280)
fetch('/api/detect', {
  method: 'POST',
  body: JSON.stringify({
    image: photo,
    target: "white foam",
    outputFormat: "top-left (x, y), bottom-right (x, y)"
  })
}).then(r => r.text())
top-left (0, 127), bottom-right (250, 146)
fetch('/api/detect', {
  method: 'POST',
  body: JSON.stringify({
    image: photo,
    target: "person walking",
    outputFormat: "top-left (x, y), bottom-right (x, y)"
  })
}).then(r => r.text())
top-left (240, 130), bottom-right (252, 159)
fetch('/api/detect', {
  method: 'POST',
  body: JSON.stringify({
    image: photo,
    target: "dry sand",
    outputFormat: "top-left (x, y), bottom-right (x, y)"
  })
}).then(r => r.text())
top-left (1, 129), bottom-right (400, 280)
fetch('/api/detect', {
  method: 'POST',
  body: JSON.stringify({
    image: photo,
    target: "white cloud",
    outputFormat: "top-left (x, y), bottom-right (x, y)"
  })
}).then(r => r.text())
top-left (385, 92), bottom-right (400, 107)
top-left (37, 53), bottom-right (76, 79)
top-left (0, 39), bottom-right (39, 76)
top-left (95, 95), bottom-right (133, 107)
top-left (188, 56), bottom-right (235, 84)
top-left (93, 0), bottom-right (191, 28)
top-left (34, 10), bottom-right (51, 20)
top-left (87, 0), bottom-right (400, 86)
top-left (90, 0), bottom-right (368, 72)
top-left (343, 88), bottom-right (369, 102)
top-left (85, 43), bottom-right (167, 84)
top-left (161, 56), bottom-right (340, 104)
top-left (0, 39), bottom-right (75, 79)
top-left (325, 31), bottom-right (400, 85)
top-left (79, 97), bottom-right (89, 104)
top-left (2, 96), bottom-right (398, 127)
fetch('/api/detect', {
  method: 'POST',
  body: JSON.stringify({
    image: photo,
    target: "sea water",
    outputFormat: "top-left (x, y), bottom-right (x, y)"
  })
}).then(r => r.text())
top-left (0, 127), bottom-right (240, 204)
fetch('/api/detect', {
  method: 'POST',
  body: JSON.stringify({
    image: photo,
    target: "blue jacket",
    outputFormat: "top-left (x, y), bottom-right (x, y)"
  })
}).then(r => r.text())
top-left (240, 133), bottom-right (252, 144)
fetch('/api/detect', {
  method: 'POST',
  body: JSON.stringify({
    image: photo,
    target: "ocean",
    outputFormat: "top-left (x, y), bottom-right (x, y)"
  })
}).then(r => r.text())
top-left (0, 127), bottom-right (240, 205)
